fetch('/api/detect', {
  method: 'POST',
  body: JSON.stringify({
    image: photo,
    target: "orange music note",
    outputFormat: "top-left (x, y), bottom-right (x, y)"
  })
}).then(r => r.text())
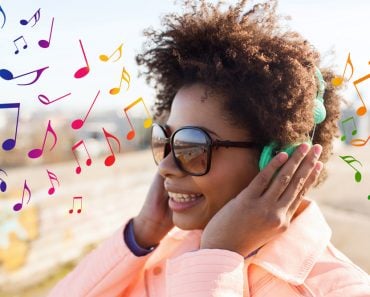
top-left (1, 103), bottom-right (20, 151)
top-left (340, 116), bottom-right (357, 141)
top-left (109, 66), bottom-right (130, 95)
top-left (353, 73), bottom-right (369, 116)
top-left (38, 92), bottom-right (71, 105)
top-left (0, 169), bottom-right (7, 192)
top-left (99, 43), bottom-right (123, 62)
top-left (46, 169), bottom-right (59, 195)
top-left (74, 39), bottom-right (90, 79)
top-left (0, 66), bottom-right (49, 86)
top-left (332, 53), bottom-right (354, 87)
top-left (102, 128), bottom-right (121, 166)
top-left (71, 90), bottom-right (100, 129)
top-left (339, 155), bottom-right (362, 183)
top-left (13, 36), bottom-right (28, 54)
top-left (350, 135), bottom-right (370, 147)
top-left (72, 140), bottom-right (92, 174)
top-left (20, 8), bottom-right (41, 27)
top-left (13, 180), bottom-right (32, 212)
top-left (28, 120), bottom-right (57, 159)
top-left (69, 196), bottom-right (83, 214)
top-left (38, 17), bottom-right (54, 48)
top-left (123, 97), bottom-right (152, 140)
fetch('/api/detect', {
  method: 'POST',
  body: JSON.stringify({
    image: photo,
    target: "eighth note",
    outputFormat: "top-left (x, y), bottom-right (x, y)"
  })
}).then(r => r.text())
top-left (13, 36), bottom-right (28, 54)
top-left (28, 120), bottom-right (57, 158)
top-left (99, 43), bottom-right (123, 62)
top-left (0, 66), bottom-right (49, 86)
top-left (13, 180), bottom-right (32, 212)
top-left (332, 53), bottom-right (354, 87)
top-left (38, 92), bottom-right (71, 105)
top-left (71, 90), bottom-right (100, 129)
top-left (0, 169), bottom-right (7, 192)
top-left (102, 128), bottom-right (121, 166)
top-left (69, 196), bottom-right (83, 214)
top-left (350, 135), bottom-right (370, 147)
top-left (339, 155), bottom-right (362, 183)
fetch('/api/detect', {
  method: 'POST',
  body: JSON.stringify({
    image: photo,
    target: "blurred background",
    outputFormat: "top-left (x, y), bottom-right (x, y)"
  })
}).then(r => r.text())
top-left (0, 0), bottom-right (369, 296)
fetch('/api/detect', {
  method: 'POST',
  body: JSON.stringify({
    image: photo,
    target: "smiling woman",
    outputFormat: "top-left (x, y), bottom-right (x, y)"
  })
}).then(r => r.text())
top-left (48, 0), bottom-right (370, 296)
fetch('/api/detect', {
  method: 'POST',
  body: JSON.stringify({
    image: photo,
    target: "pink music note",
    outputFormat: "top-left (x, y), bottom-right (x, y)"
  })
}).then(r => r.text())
top-left (99, 43), bottom-right (123, 62)
top-left (13, 180), bottom-right (32, 212)
top-left (109, 66), bottom-right (130, 95)
top-left (69, 196), bottom-right (83, 214)
top-left (340, 116), bottom-right (357, 141)
top-left (38, 17), bottom-right (54, 48)
top-left (20, 8), bottom-right (41, 27)
top-left (332, 53), bottom-right (354, 87)
top-left (353, 73), bottom-right (369, 116)
top-left (38, 92), bottom-right (71, 105)
top-left (102, 128), bottom-right (121, 166)
top-left (74, 39), bottom-right (90, 79)
top-left (123, 97), bottom-right (153, 140)
top-left (46, 169), bottom-right (59, 195)
top-left (72, 140), bottom-right (92, 174)
top-left (0, 66), bottom-right (49, 86)
top-left (0, 103), bottom-right (20, 151)
top-left (71, 90), bottom-right (100, 130)
top-left (350, 135), bottom-right (370, 147)
top-left (0, 5), bottom-right (6, 29)
top-left (28, 120), bottom-right (57, 159)
top-left (13, 36), bottom-right (28, 54)
top-left (0, 169), bottom-right (7, 192)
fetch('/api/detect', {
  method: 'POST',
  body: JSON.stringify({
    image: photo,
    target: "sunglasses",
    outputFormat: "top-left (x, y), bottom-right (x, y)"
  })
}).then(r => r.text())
top-left (151, 123), bottom-right (261, 176)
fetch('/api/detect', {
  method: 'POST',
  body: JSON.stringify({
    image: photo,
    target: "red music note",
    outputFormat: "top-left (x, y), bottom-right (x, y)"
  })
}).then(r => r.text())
top-left (38, 92), bottom-right (71, 105)
top-left (99, 43), bottom-right (123, 62)
top-left (20, 8), bottom-right (41, 27)
top-left (102, 128), bottom-right (121, 166)
top-left (332, 53), bottom-right (354, 87)
top-left (38, 17), bottom-right (54, 48)
top-left (0, 5), bottom-right (6, 29)
top-left (72, 140), bottom-right (92, 174)
top-left (0, 103), bottom-right (20, 151)
top-left (28, 120), bottom-right (57, 158)
top-left (74, 39), bottom-right (90, 79)
top-left (71, 90), bottom-right (100, 130)
top-left (69, 196), bottom-right (83, 214)
top-left (109, 67), bottom-right (130, 95)
top-left (123, 97), bottom-right (152, 140)
top-left (340, 116), bottom-right (357, 141)
top-left (13, 36), bottom-right (28, 54)
top-left (0, 66), bottom-right (49, 86)
top-left (13, 180), bottom-right (32, 212)
top-left (0, 169), bottom-right (7, 192)
top-left (353, 73), bottom-right (369, 116)
top-left (350, 135), bottom-right (370, 147)
top-left (339, 155), bottom-right (362, 183)
top-left (46, 169), bottom-right (59, 195)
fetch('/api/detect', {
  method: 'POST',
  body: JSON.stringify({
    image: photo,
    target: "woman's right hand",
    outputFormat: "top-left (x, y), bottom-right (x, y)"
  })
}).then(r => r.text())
top-left (132, 170), bottom-right (174, 248)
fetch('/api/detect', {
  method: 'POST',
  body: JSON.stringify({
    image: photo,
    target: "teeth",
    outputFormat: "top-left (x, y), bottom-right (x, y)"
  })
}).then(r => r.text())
top-left (168, 192), bottom-right (203, 202)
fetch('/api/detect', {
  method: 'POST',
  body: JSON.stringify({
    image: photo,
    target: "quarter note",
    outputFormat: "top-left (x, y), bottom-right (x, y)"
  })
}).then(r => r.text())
top-left (0, 169), bottom-right (7, 192)
top-left (20, 8), bottom-right (41, 27)
top-left (123, 97), bottom-right (152, 140)
top-left (340, 116), bottom-right (357, 141)
top-left (0, 66), bottom-right (49, 86)
top-left (332, 53), bottom-right (354, 87)
top-left (0, 5), bottom-right (6, 29)
top-left (13, 36), bottom-right (28, 54)
top-left (102, 128), bottom-right (121, 166)
top-left (69, 196), bottom-right (83, 214)
top-left (71, 90), bottom-right (100, 130)
top-left (350, 135), bottom-right (370, 147)
top-left (38, 17), bottom-right (54, 48)
top-left (71, 140), bottom-right (92, 174)
top-left (353, 73), bottom-right (369, 116)
top-left (13, 180), bottom-right (32, 212)
top-left (46, 169), bottom-right (59, 195)
top-left (339, 155), bottom-right (362, 182)
top-left (109, 67), bottom-right (130, 95)
top-left (99, 43), bottom-right (123, 62)
top-left (0, 103), bottom-right (20, 151)
top-left (28, 120), bottom-right (57, 158)
top-left (74, 39), bottom-right (90, 79)
top-left (38, 92), bottom-right (71, 105)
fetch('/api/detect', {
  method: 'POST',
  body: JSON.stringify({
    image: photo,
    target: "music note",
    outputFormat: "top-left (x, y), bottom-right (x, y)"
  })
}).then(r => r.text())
top-left (340, 116), bottom-right (357, 141)
top-left (28, 120), bottom-right (57, 159)
top-left (46, 169), bottom-right (59, 195)
top-left (0, 66), bottom-right (49, 86)
top-left (123, 97), bottom-right (152, 140)
top-left (339, 155), bottom-right (362, 182)
top-left (0, 103), bottom-right (20, 151)
top-left (71, 140), bottom-right (92, 174)
top-left (74, 39), bottom-right (90, 79)
top-left (350, 136), bottom-right (370, 147)
top-left (13, 36), bottom-right (28, 54)
top-left (69, 196), bottom-right (83, 214)
top-left (109, 67), bottom-right (130, 95)
top-left (13, 180), bottom-right (32, 212)
top-left (332, 53), bottom-right (354, 87)
top-left (38, 92), bottom-right (71, 105)
top-left (102, 128), bottom-right (121, 166)
top-left (0, 169), bottom-right (7, 192)
top-left (353, 73), bottom-right (369, 116)
top-left (71, 90), bottom-right (100, 130)
top-left (99, 43), bottom-right (123, 62)
top-left (38, 17), bottom-right (54, 48)
top-left (0, 5), bottom-right (6, 29)
top-left (20, 8), bottom-right (41, 27)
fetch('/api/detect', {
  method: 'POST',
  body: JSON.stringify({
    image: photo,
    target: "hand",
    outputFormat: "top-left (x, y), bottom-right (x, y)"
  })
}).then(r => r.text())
top-left (133, 170), bottom-right (174, 248)
top-left (200, 143), bottom-right (323, 257)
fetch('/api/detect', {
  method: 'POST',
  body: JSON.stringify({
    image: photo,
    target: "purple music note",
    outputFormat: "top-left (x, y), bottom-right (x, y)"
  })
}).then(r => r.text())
top-left (46, 169), bottom-right (59, 195)
top-left (13, 180), bottom-right (32, 212)
top-left (0, 169), bottom-right (7, 192)
top-left (0, 103), bottom-right (20, 151)
top-left (28, 120), bottom-right (57, 158)
top-left (0, 66), bottom-right (49, 86)
top-left (38, 17), bottom-right (54, 48)
top-left (38, 92), bottom-right (71, 105)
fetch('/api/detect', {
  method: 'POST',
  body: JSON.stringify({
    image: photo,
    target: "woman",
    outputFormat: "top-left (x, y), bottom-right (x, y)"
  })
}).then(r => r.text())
top-left (49, 0), bottom-right (370, 296)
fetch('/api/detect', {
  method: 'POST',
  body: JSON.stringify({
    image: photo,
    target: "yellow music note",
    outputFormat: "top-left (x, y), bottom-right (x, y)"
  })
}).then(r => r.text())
top-left (123, 97), bottom-right (152, 140)
top-left (332, 53), bottom-right (354, 87)
top-left (109, 67), bottom-right (130, 95)
top-left (99, 43), bottom-right (123, 62)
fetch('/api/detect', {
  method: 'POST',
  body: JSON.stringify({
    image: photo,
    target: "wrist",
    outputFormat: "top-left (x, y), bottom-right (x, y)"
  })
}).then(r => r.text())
top-left (132, 216), bottom-right (165, 248)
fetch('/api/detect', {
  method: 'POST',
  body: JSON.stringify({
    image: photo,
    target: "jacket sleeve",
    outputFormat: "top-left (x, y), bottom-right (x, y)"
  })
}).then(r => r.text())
top-left (166, 249), bottom-right (245, 297)
top-left (47, 220), bottom-right (153, 297)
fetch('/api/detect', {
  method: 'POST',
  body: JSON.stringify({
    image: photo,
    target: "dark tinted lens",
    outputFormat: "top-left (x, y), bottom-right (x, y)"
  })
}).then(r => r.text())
top-left (151, 125), bottom-right (167, 164)
top-left (173, 128), bottom-right (209, 175)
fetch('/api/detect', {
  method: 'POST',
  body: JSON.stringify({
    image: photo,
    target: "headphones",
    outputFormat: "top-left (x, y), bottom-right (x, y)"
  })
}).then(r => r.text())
top-left (258, 67), bottom-right (327, 171)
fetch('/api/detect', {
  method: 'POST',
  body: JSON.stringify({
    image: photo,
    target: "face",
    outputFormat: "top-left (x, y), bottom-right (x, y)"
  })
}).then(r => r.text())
top-left (158, 83), bottom-right (260, 230)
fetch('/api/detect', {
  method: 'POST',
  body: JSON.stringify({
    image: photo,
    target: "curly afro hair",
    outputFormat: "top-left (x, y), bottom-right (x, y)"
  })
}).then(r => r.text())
top-left (136, 0), bottom-right (341, 186)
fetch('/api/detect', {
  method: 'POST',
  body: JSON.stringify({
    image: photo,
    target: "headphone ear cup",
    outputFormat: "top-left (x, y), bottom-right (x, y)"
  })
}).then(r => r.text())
top-left (258, 142), bottom-right (278, 171)
top-left (313, 98), bottom-right (326, 124)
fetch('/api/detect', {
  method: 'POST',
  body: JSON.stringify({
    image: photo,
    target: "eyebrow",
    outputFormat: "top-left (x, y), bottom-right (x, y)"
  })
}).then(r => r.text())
top-left (165, 124), bottom-right (220, 138)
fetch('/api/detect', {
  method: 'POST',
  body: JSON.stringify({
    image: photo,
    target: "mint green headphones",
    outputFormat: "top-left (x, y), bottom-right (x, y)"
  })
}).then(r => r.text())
top-left (258, 67), bottom-right (327, 171)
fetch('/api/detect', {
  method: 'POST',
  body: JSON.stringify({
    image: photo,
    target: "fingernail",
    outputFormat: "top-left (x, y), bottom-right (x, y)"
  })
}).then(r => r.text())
top-left (314, 144), bottom-right (322, 157)
top-left (315, 161), bottom-right (323, 171)
top-left (299, 143), bottom-right (310, 154)
top-left (278, 152), bottom-right (288, 163)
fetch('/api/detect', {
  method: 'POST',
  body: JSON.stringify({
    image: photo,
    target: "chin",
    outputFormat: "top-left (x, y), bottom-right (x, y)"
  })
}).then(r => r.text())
top-left (172, 213), bottom-right (207, 230)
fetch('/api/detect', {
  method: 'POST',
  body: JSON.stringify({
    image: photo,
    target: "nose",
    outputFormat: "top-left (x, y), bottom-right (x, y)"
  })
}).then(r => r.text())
top-left (158, 151), bottom-right (187, 178)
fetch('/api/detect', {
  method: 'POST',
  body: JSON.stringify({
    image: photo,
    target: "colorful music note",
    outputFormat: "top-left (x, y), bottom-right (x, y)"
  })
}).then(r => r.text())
top-left (38, 92), bottom-right (71, 105)
top-left (13, 180), bottom-right (32, 212)
top-left (0, 169), bottom-right (7, 192)
top-left (102, 128), bottom-right (121, 166)
top-left (340, 116), bottom-right (357, 141)
top-left (71, 140), bottom-right (92, 174)
top-left (13, 36), bottom-right (28, 54)
top-left (99, 43), bottom-right (123, 62)
top-left (332, 53), bottom-right (354, 87)
top-left (0, 66), bottom-right (49, 86)
top-left (339, 155), bottom-right (362, 183)
top-left (0, 5), bottom-right (7, 29)
top-left (123, 97), bottom-right (152, 140)
top-left (46, 169), bottom-right (59, 195)
top-left (353, 73), bottom-right (369, 116)
top-left (71, 90), bottom-right (100, 130)
top-left (28, 120), bottom-right (57, 159)
top-left (74, 39), bottom-right (90, 79)
top-left (69, 196), bottom-right (83, 214)
top-left (20, 8), bottom-right (41, 27)
top-left (109, 66), bottom-right (130, 95)
top-left (0, 103), bottom-right (20, 151)
top-left (38, 17), bottom-right (54, 48)
top-left (350, 136), bottom-right (370, 147)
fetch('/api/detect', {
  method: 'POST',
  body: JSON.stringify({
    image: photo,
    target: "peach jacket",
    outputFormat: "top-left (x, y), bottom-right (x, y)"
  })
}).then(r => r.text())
top-left (48, 200), bottom-right (370, 297)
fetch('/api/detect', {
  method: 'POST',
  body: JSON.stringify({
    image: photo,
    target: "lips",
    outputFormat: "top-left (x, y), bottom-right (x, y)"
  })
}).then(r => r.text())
top-left (166, 190), bottom-right (205, 212)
